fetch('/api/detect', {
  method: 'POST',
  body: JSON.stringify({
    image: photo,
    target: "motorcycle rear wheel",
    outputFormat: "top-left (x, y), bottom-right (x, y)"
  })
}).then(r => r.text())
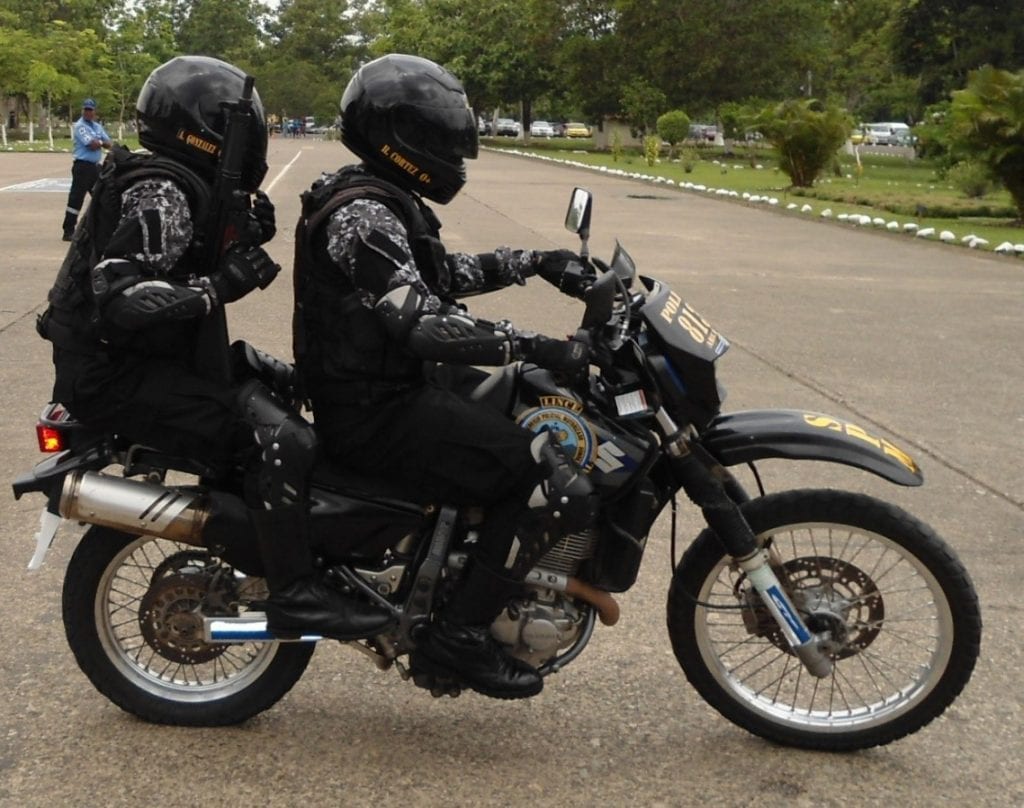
top-left (63, 526), bottom-right (314, 726)
top-left (667, 489), bottom-right (981, 751)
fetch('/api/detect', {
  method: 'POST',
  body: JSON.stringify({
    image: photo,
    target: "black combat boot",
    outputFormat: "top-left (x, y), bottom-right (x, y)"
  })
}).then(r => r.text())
top-left (62, 211), bottom-right (76, 241)
top-left (251, 507), bottom-right (396, 640)
top-left (412, 560), bottom-right (542, 699)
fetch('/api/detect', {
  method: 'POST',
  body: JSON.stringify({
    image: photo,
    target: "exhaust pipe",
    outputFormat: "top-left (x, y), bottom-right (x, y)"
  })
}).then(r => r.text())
top-left (60, 470), bottom-right (210, 544)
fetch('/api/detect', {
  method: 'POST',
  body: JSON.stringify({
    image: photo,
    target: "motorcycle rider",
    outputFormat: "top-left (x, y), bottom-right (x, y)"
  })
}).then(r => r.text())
top-left (37, 55), bottom-right (393, 642)
top-left (294, 53), bottom-right (598, 699)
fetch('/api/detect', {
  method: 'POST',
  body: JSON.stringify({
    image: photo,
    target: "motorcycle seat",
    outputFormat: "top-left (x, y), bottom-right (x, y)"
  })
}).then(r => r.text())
top-left (310, 461), bottom-right (432, 508)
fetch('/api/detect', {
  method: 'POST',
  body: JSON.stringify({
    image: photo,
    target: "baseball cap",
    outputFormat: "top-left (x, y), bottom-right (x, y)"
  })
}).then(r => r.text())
top-left (82, 99), bottom-right (96, 109)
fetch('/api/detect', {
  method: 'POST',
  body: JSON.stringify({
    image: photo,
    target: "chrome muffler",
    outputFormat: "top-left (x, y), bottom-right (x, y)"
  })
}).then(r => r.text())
top-left (60, 470), bottom-right (209, 544)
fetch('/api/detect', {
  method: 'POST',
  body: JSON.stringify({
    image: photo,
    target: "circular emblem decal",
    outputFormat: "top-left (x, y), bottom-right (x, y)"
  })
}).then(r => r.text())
top-left (516, 406), bottom-right (595, 469)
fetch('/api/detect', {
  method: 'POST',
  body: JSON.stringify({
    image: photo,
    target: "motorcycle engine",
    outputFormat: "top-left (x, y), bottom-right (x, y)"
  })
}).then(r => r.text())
top-left (490, 587), bottom-right (588, 668)
top-left (488, 530), bottom-right (597, 668)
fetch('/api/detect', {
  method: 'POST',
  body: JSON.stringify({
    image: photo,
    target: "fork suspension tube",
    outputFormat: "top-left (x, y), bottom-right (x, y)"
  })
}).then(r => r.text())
top-left (660, 413), bottom-right (832, 677)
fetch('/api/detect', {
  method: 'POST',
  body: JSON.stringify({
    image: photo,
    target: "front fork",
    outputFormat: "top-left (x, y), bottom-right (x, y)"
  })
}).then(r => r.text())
top-left (658, 410), bottom-right (833, 678)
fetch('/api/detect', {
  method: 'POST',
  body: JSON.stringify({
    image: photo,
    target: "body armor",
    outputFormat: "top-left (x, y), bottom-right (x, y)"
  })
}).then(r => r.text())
top-left (293, 166), bottom-right (449, 405)
top-left (40, 145), bottom-right (211, 358)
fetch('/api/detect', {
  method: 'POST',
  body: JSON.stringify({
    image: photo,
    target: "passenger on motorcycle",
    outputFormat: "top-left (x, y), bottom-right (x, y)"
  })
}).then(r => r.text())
top-left (293, 53), bottom-right (599, 699)
top-left (38, 55), bottom-right (394, 643)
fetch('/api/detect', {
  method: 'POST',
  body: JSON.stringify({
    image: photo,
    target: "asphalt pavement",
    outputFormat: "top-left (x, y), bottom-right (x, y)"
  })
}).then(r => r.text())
top-left (1, 139), bottom-right (1021, 807)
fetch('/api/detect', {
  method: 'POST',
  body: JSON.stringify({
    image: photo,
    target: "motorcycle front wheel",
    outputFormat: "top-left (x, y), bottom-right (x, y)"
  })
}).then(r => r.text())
top-left (667, 489), bottom-right (981, 751)
top-left (63, 526), bottom-right (314, 726)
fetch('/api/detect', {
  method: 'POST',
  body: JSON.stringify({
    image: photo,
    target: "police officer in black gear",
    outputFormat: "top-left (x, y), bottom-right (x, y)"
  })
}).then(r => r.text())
top-left (39, 55), bottom-right (393, 642)
top-left (293, 54), bottom-right (598, 699)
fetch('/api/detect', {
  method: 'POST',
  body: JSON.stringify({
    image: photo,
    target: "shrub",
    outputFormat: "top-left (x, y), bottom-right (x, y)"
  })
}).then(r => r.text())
top-left (947, 160), bottom-right (992, 198)
top-left (752, 99), bottom-right (852, 187)
top-left (656, 109), bottom-right (690, 158)
top-left (680, 146), bottom-right (700, 173)
top-left (610, 130), bottom-right (623, 162)
top-left (643, 135), bottom-right (661, 166)
top-left (950, 66), bottom-right (1024, 221)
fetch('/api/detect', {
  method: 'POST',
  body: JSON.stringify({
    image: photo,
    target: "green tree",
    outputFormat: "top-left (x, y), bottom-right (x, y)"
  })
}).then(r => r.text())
top-left (614, 0), bottom-right (829, 112)
top-left (104, 3), bottom-right (173, 126)
top-left (753, 98), bottom-right (852, 187)
top-left (824, 0), bottom-right (918, 122)
top-left (620, 78), bottom-right (665, 136)
top-left (177, 0), bottom-right (261, 63)
top-left (373, 0), bottom-right (563, 132)
top-left (0, 26), bottom-right (36, 121)
top-left (255, 0), bottom-right (365, 122)
top-left (949, 65), bottom-right (1024, 221)
top-left (656, 109), bottom-right (690, 157)
top-left (893, 0), bottom-right (1024, 108)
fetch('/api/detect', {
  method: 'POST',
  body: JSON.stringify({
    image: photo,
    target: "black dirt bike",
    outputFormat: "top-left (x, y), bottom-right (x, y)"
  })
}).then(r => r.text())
top-left (13, 187), bottom-right (980, 751)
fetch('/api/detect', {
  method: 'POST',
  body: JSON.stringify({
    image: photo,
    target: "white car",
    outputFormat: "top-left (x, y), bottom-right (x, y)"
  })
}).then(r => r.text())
top-left (495, 118), bottom-right (521, 136)
top-left (530, 120), bottom-right (554, 138)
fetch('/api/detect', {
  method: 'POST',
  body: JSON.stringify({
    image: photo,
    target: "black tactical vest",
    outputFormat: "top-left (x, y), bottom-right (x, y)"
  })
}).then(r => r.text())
top-left (293, 166), bottom-right (449, 405)
top-left (39, 145), bottom-right (211, 353)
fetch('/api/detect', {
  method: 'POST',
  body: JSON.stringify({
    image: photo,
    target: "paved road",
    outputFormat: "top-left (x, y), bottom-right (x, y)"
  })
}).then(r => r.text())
top-left (1, 140), bottom-right (1021, 807)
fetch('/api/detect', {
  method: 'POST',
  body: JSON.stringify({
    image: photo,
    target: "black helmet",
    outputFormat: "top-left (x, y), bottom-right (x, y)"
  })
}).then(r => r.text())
top-left (137, 55), bottom-right (268, 191)
top-left (340, 54), bottom-right (478, 204)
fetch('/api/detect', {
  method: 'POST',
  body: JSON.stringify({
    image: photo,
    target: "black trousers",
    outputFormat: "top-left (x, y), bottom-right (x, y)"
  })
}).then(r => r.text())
top-left (52, 347), bottom-right (247, 467)
top-left (63, 160), bottom-right (100, 235)
top-left (315, 370), bottom-right (545, 577)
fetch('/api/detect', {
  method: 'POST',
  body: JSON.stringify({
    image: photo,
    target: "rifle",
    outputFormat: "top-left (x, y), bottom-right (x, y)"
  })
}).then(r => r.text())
top-left (194, 74), bottom-right (257, 383)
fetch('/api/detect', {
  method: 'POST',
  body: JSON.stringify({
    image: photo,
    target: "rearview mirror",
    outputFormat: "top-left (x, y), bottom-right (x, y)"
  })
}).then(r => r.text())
top-left (564, 187), bottom-right (592, 237)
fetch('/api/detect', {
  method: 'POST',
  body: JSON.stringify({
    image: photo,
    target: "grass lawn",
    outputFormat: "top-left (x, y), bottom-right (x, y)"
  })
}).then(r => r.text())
top-left (2, 135), bottom-right (142, 152)
top-left (488, 139), bottom-right (1024, 255)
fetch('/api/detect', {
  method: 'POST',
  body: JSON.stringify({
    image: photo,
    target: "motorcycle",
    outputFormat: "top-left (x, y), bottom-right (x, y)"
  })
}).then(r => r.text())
top-left (13, 187), bottom-right (981, 751)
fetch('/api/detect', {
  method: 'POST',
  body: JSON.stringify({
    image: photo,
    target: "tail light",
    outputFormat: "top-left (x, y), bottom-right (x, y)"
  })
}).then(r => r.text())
top-left (36, 402), bottom-right (73, 453)
top-left (36, 424), bottom-right (66, 453)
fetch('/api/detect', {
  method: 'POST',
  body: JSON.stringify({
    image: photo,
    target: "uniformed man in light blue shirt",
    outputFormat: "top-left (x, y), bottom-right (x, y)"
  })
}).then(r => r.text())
top-left (62, 98), bottom-right (112, 241)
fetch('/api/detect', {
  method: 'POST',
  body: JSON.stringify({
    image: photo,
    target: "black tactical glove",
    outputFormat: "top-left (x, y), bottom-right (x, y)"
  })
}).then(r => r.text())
top-left (518, 332), bottom-right (590, 376)
top-left (251, 190), bottom-right (276, 244)
top-left (209, 244), bottom-right (280, 305)
top-left (533, 250), bottom-right (594, 299)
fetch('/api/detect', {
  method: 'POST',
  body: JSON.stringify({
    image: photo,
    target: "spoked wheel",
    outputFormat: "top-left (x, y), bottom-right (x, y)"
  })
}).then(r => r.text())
top-left (63, 526), bottom-right (314, 725)
top-left (667, 490), bottom-right (981, 751)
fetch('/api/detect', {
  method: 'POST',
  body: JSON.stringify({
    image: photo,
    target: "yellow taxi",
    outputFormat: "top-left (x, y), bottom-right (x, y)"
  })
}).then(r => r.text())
top-left (564, 122), bottom-right (592, 138)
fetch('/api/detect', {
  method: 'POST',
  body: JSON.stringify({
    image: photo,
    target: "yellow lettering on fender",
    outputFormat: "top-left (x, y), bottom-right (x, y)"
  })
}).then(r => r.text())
top-left (844, 422), bottom-right (882, 450)
top-left (803, 414), bottom-right (843, 432)
top-left (880, 439), bottom-right (918, 473)
top-left (803, 413), bottom-right (918, 473)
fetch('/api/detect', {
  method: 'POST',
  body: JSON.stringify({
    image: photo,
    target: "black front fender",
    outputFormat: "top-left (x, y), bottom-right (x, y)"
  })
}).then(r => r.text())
top-left (700, 409), bottom-right (923, 487)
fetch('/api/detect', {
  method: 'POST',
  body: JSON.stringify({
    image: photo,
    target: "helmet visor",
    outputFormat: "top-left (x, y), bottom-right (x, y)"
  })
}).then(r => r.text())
top-left (393, 103), bottom-right (479, 162)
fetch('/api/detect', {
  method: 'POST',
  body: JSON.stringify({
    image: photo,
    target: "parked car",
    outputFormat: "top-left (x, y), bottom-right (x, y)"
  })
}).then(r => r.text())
top-left (688, 123), bottom-right (718, 142)
top-left (862, 122), bottom-right (911, 146)
top-left (530, 120), bottom-right (555, 138)
top-left (564, 122), bottom-right (592, 138)
top-left (495, 118), bottom-right (521, 136)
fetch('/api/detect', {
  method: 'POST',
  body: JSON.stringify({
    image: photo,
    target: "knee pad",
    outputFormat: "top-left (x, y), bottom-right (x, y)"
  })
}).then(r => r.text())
top-left (510, 433), bottom-right (597, 569)
top-left (236, 380), bottom-right (316, 508)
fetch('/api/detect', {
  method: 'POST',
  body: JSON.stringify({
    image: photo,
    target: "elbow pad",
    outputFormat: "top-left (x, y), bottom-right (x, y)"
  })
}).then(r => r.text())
top-left (105, 279), bottom-right (211, 330)
top-left (100, 270), bottom-right (211, 331)
top-left (407, 312), bottom-right (513, 366)
top-left (92, 257), bottom-right (210, 329)
top-left (375, 284), bottom-right (428, 341)
top-left (375, 283), bottom-right (512, 365)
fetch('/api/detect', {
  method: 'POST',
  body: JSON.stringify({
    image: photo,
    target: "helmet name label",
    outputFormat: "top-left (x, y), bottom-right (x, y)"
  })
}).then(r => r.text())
top-left (177, 128), bottom-right (219, 156)
top-left (380, 144), bottom-right (432, 185)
